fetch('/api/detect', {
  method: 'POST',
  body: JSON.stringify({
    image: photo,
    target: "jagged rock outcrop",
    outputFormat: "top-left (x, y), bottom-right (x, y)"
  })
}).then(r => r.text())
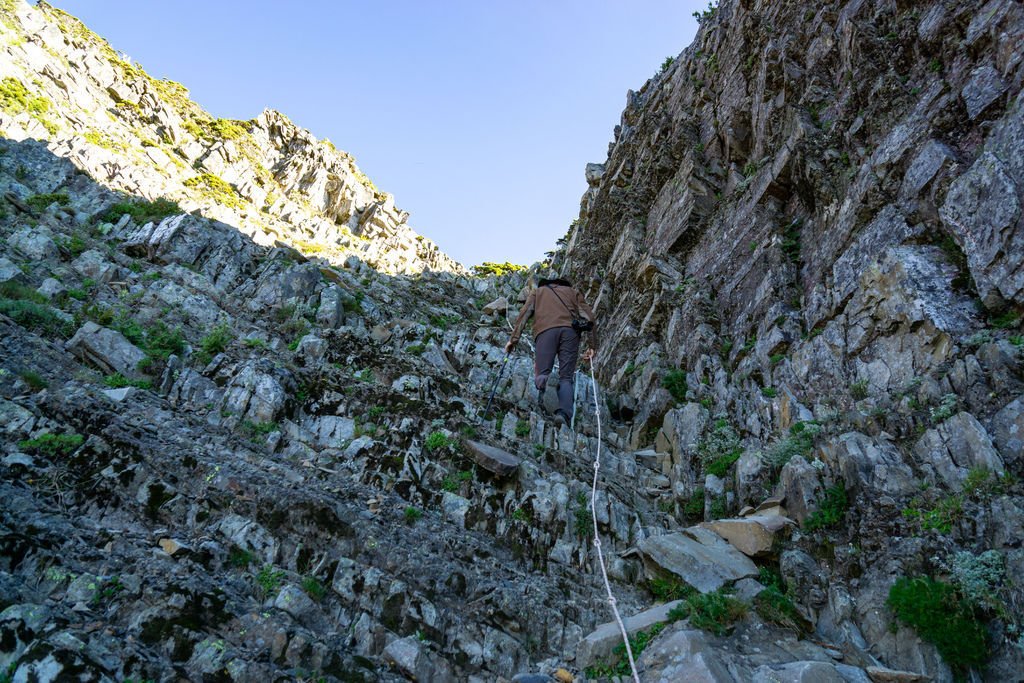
top-left (561, 0), bottom-right (1024, 680)
top-left (0, 0), bottom-right (461, 274)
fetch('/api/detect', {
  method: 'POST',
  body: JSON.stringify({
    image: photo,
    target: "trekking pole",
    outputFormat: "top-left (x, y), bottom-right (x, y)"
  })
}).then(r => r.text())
top-left (482, 352), bottom-right (511, 421)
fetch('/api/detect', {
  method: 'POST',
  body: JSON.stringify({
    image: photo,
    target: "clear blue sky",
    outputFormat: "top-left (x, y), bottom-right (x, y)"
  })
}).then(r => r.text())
top-left (53, 1), bottom-right (703, 267)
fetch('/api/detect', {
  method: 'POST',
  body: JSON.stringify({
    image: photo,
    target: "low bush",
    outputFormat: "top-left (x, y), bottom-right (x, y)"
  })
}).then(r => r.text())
top-left (803, 482), bottom-right (848, 531)
top-left (18, 432), bottom-right (84, 456)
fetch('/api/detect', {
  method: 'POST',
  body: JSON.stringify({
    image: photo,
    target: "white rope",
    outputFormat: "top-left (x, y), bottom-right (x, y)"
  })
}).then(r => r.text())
top-left (587, 360), bottom-right (641, 683)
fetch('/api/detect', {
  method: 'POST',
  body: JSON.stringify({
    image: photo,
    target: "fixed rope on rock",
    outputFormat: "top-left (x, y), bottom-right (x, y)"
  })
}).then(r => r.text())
top-left (585, 357), bottom-right (641, 683)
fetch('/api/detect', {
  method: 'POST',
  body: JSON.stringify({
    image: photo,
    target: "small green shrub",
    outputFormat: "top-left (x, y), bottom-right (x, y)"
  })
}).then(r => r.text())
top-left (804, 482), bottom-right (847, 531)
top-left (255, 564), bottom-right (286, 597)
top-left (887, 576), bottom-right (988, 672)
top-left (228, 546), bottom-right (255, 568)
top-left (659, 56), bottom-right (675, 73)
top-left (424, 431), bottom-right (452, 453)
top-left (20, 370), bottom-right (47, 390)
top-left (574, 493), bottom-right (593, 538)
top-left (471, 262), bottom-right (528, 277)
top-left (404, 506), bottom-right (422, 523)
top-left (406, 343), bottom-right (425, 355)
top-left (144, 321), bottom-right (185, 360)
top-left (585, 622), bottom-right (665, 679)
top-left (698, 418), bottom-right (742, 477)
top-left (200, 321), bottom-right (234, 356)
top-left (668, 588), bottom-right (747, 635)
top-left (763, 421), bottom-right (820, 469)
top-left (96, 197), bottom-right (182, 225)
top-left (184, 172), bottom-right (243, 209)
top-left (18, 432), bottom-right (84, 456)
top-left (103, 373), bottom-right (152, 390)
top-left (511, 507), bottom-right (530, 522)
top-left (902, 494), bottom-right (962, 533)
top-left (754, 584), bottom-right (805, 632)
top-left (515, 419), bottom-right (530, 437)
top-left (761, 386), bottom-right (777, 398)
top-left (301, 575), bottom-right (326, 601)
top-left (683, 489), bottom-right (705, 519)
top-left (26, 192), bottom-right (69, 212)
top-left (949, 550), bottom-right (1004, 606)
top-left (930, 393), bottom-right (958, 424)
top-left (241, 421), bottom-right (278, 441)
top-left (849, 379), bottom-right (868, 400)
top-left (648, 576), bottom-right (694, 602)
top-left (662, 368), bottom-right (687, 403)
top-left (243, 337), bottom-right (268, 349)
top-left (441, 477), bottom-right (459, 492)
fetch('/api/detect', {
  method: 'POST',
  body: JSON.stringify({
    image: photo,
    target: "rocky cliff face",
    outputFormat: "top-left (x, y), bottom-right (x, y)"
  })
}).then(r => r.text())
top-left (562, 0), bottom-right (1024, 679)
top-left (3, 0), bottom-right (1024, 682)
top-left (0, 0), bottom-right (460, 274)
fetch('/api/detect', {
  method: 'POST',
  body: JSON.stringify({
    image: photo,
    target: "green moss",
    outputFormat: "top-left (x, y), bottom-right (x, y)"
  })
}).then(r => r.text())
top-left (887, 576), bottom-right (988, 673)
top-left (18, 432), bottom-right (84, 456)
top-left (209, 118), bottom-right (247, 140)
top-left (184, 172), bottom-right (243, 209)
top-left (0, 77), bottom-right (56, 132)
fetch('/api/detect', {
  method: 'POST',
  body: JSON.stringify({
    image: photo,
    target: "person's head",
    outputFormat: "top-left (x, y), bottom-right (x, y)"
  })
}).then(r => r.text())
top-left (537, 269), bottom-right (571, 287)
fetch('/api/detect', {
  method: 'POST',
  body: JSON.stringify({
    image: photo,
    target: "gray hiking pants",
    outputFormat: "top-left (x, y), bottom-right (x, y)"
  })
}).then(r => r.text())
top-left (534, 326), bottom-right (580, 418)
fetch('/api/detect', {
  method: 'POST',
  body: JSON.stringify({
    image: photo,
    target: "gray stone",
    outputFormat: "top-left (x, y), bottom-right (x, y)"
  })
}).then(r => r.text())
top-left (464, 440), bottom-right (520, 477)
top-left (826, 432), bottom-right (916, 496)
top-left (221, 363), bottom-right (288, 423)
top-left (441, 491), bottom-right (471, 528)
top-left (638, 526), bottom-right (758, 593)
top-left (777, 457), bottom-right (823, 524)
top-left (752, 661), bottom-right (845, 682)
top-left (576, 599), bottom-right (685, 669)
top-left (101, 387), bottom-right (134, 402)
top-left (9, 225), bottom-right (57, 260)
top-left (273, 585), bottom-right (322, 629)
top-left (71, 249), bottom-right (116, 283)
top-left (0, 398), bottom-right (36, 437)
top-left (0, 256), bottom-right (23, 283)
top-left (990, 396), bottom-right (1024, 467)
top-left (900, 140), bottom-right (955, 198)
top-left (635, 628), bottom-right (733, 682)
top-left (65, 321), bottom-right (148, 379)
top-left (36, 277), bottom-right (64, 299)
top-left (483, 296), bottom-right (508, 315)
top-left (961, 64), bottom-right (1006, 120)
top-left (913, 411), bottom-right (1005, 489)
top-left (941, 149), bottom-right (1024, 305)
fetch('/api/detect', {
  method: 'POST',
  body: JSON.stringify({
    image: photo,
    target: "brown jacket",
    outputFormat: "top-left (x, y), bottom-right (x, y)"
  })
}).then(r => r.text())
top-left (509, 279), bottom-right (597, 348)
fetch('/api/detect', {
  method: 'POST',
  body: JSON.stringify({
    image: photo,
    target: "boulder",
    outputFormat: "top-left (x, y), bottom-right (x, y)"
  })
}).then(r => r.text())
top-left (483, 296), bottom-right (508, 315)
top-left (635, 628), bottom-right (733, 681)
top-left (576, 598), bottom-right (685, 670)
top-left (72, 249), bottom-right (117, 283)
top-left (10, 225), bottom-right (57, 260)
top-left (990, 396), bottom-right (1024, 467)
top-left (65, 321), bottom-right (148, 379)
top-left (825, 432), bottom-right (916, 496)
top-left (0, 256), bottom-right (24, 283)
top-left (464, 440), bottom-right (520, 477)
top-left (637, 526), bottom-right (758, 593)
top-left (702, 513), bottom-right (794, 557)
top-left (913, 412), bottom-right (1004, 489)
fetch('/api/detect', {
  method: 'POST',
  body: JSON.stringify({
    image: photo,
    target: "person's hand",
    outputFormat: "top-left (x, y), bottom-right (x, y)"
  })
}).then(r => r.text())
top-left (504, 340), bottom-right (515, 354)
top-left (582, 348), bottom-right (594, 363)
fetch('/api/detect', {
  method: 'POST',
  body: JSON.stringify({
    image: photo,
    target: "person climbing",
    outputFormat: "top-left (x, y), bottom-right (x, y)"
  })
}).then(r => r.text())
top-left (505, 272), bottom-right (597, 427)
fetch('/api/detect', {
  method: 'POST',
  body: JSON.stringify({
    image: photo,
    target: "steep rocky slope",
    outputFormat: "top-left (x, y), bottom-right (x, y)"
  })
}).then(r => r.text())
top-left (0, 0), bottom-right (459, 274)
top-left (3, 0), bottom-right (1024, 682)
top-left (561, 0), bottom-right (1024, 680)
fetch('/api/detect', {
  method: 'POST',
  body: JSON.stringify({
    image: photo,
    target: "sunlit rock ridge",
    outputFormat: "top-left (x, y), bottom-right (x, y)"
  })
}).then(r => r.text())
top-left (0, 0), bottom-right (462, 274)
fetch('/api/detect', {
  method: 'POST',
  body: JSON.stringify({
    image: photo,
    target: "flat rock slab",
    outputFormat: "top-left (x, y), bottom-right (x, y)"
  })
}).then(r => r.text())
top-left (65, 321), bottom-right (148, 379)
top-left (577, 598), bottom-right (685, 669)
top-left (866, 667), bottom-right (931, 683)
top-left (638, 526), bottom-right (758, 593)
top-left (702, 514), bottom-right (794, 557)
top-left (465, 440), bottom-right (520, 477)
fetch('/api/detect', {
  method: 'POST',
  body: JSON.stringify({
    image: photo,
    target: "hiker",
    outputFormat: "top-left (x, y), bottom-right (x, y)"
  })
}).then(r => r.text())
top-left (505, 273), bottom-right (597, 426)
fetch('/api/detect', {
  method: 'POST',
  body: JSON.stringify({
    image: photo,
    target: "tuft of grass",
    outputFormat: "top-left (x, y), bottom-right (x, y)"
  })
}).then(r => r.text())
top-left (301, 576), bottom-right (326, 601)
top-left (184, 172), bottom-right (243, 209)
top-left (668, 588), bottom-right (747, 635)
top-left (762, 421), bottom-right (820, 469)
top-left (18, 432), bottom-right (84, 456)
top-left (255, 564), bottom-right (286, 598)
top-left (404, 506), bottom-right (422, 523)
top-left (648, 576), bottom-right (695, 602)
top-left (804, 482), bottom-right (848, 531)
top-left (424, 431), bottom-right (453, 453)
top-left (0, 282), bottom-right (72, 338)
top-left (515, 419), bottom-right (530, 437)
top-left (103, 373), bottom-right (152, 390)
top-left (20, 370), bottom-right (47, 390)
top-left (96, 197), bottom-right (181, 225)
top-left (849, 379), bottom-right (869, 400)
top-left (902, 494), bottom-right (963, 534)
top-left (228, 546), bottom-right (255, 568)
top-left (200, 321), bottom-right (234, 356)
top-left (26, 192), bottom-right (69, 212)
top-left (887, 576), bottom-right (988, 673)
